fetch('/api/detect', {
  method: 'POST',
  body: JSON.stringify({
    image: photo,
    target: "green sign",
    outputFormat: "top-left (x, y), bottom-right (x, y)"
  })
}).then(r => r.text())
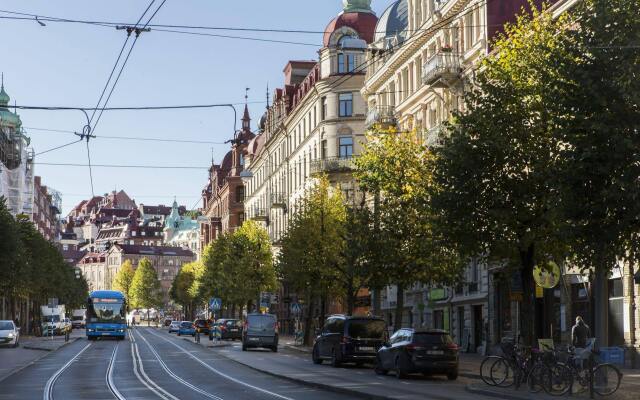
top-left (429, 288), bottom-right (447, 301)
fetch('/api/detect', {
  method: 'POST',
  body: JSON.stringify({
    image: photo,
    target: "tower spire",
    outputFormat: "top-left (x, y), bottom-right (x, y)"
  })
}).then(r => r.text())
top-left (266, 83), bottom-right (270, 109)
top-left (242, 88), bottom-right (251, 131)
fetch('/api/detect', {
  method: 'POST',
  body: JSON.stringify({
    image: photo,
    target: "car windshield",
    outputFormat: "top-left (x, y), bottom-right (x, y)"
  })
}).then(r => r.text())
top-left (247, 315), bottom-right (275, 332)
top-left (413, 333), bottom-right (453, 345)
top-left (347, 320), bottom-right (386, 339)
top-left (43, 315), bottom-right (60, 323)
top-left (225, 320), bottom-right (239, 327)
top-left (0, 322), bottom-right (14, 330)
top-left (181, 322), bottom-right (192, 328)
top-left (88, 299), bottom-right (125, 324)
top-left (72, 316), bottom-right (84, 321)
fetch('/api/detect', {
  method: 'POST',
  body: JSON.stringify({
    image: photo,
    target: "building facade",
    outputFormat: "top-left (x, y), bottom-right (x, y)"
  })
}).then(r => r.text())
top-left (164, 200), bottom-right (200, 256)
top-left (199, 105), bottom-right (254, 252)
top-left (0, 83), bottom-right (34, 217)
top-left (32, 176), bottom-right (62, 242)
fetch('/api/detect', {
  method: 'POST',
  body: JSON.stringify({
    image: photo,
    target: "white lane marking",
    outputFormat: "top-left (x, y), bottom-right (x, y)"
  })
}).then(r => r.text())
top-left (43, 342), bottom-right (92, 400)
top-left (130, 330), bottom-right (178, 400)
top-left (106, 344), bottom-right (126, 400)
top-left (135, 330), bottom-right (224, 400)
top-left (146, 328), bottom-right (295, 400)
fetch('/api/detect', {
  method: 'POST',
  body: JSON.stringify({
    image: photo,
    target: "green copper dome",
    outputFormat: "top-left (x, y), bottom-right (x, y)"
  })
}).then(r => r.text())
top-left (343, 0), bottom-right (373, 13)
top-left (0, 85), bottom-right (22, 128)
top-left (0, 85), bottom-right (9, 107)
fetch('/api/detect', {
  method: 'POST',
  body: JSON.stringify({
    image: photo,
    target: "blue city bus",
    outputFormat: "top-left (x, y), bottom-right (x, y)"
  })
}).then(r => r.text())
top-left (86, 290), bottom-right (127, 340)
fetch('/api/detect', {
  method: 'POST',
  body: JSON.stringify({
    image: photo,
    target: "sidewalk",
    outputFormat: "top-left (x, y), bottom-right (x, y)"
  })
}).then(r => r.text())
top-left (279, 335), bottom-right (639, 400)
top-left (20, 329), bottom-right (83, 351)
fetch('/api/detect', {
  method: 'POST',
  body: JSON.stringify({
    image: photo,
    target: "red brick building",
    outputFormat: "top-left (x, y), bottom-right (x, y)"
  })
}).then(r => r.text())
top-left (32, 176), bottom-right (61, 242)
top-left (199, 105), bottom-right (254, 252)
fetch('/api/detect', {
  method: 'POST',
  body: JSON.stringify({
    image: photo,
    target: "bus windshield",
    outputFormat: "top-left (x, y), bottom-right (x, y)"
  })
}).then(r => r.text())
top-left (87, 298), bottom-right (125, 324)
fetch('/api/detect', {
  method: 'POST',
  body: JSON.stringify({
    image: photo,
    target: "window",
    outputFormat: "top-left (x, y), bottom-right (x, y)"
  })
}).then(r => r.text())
top-left (236, 186), bottom-right (245, 203)
top-left (337, 53), bottom-right (356, 73)
top-left (239, 212), bottom-right (245, 226)
top-left (339, 137), bottom-right (353, 158)
top-left (321, 97), bottom-right (328, 120)
top-left (131, 231), bottom-right (136, 237)
top-left (321, 140), bottom-right (328, 159)
top-left (141, 231), bottom-right (146, 236)
top-left (339, 93), bottom-right (353, 117)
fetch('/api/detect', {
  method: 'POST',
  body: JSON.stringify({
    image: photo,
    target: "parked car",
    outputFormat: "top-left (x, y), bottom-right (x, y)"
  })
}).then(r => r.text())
top-left (242, 313), bottom-right (278, 352)
top-left (374, 328), bottom-right (459, 380)
top-left (163, 318), bottom-right (173, 327)
top-left (177, 321), bottom-right (196, 337)
top-left (0, 320), bottom-right (19, 348)
top-left (216, 319), bottom-right (242, 340)
top-left (312, 315), bottom-right (387, 367)
top-left (193, 319), bottom-right (210, 335)
top-left (168, 321), bottom-right (181, 334)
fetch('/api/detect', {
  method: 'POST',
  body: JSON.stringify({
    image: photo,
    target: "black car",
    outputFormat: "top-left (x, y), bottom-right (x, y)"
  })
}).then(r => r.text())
top-left (193, 319), bottom-right (210, 335)
top-left (217, 319), bottom-right (242, 340)
top-left (375, 328), bottom-right (459, 380)
top-left (312, 315), bottom-right (387, 367)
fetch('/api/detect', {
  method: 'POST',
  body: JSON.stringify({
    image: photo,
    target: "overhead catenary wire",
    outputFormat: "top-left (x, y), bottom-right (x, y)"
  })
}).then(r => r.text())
top-left (35, 138), bottom-right (83, 156)
top-left (26, 127), bottom-right (228, 145)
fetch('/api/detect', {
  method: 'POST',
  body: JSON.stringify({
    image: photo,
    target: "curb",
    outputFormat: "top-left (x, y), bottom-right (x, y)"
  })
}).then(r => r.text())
top-left (22, 336), bottom-right (80, 352)
top-left (206, 344), bottom-right (393, 400)
top-left (465, 383), bottom-right (536, 400)
top-left (281, 344), bottom-right (311, 354)
top-left (0, 337), bottom-right (80, 384)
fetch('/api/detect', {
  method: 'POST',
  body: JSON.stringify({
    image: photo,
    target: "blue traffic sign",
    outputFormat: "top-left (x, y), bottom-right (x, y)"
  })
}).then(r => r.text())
top-left (209, 298), bottom-right (222, 311)
top-left (291, 303), bottom-right (302, 315)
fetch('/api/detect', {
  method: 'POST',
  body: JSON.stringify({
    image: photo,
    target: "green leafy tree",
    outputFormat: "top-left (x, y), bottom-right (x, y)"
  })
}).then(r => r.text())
top-left (278, 175), bottom-right (348, 344)
top-left (356, 129), bottom-right (463, 330)
top-left (170, 261), bottom-right (204, 319)
top-left (433, 5), bottom-right (573, 344)
top-left (112, 260), bottom-right (135, 307)
top-left (130, 258), bottom-right (162, 324)
top-left (554, 0), bottom-right (640, 343)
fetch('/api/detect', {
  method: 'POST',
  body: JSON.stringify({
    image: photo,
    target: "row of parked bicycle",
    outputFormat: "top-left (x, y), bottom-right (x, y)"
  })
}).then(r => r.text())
top-left (479, 338), bottom-right (623, 396)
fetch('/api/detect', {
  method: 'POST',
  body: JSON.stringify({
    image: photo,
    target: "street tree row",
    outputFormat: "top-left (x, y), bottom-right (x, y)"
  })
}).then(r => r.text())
top-left (0, 197), bottom-right (88, 332)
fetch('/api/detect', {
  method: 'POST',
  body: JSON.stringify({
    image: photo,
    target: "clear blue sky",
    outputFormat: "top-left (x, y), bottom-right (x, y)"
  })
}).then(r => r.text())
top-left (0, 0), bottom-right (394, 214)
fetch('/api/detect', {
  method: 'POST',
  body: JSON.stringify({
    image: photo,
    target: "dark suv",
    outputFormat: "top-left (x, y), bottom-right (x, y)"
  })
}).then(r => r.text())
top-left (375, 328), bottom-right (459, 380)
top-left (312, 315), bottom-right (387, 367)
top-left (242, 313), bottom-right (278, 352)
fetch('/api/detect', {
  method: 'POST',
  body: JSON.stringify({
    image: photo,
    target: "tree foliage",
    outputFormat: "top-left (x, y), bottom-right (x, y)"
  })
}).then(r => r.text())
top-left (200, 220), bottom-right (276, 313)
top-left (112, 260), bottom-right (135, 305)
top-left (129, 258), bottom-right (162, 312)
top-left (170, 261), bottom-right (205, 319)
top-left (356, 128), bottom-right (464, 329)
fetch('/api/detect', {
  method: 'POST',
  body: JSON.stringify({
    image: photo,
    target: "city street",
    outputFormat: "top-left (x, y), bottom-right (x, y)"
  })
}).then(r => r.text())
top-left (0, 327), bottom-right (502, 400)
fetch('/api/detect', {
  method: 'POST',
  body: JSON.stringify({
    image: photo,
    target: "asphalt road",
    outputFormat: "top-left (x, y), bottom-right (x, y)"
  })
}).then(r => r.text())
top-left (0, 327), bottom-right (359, 400)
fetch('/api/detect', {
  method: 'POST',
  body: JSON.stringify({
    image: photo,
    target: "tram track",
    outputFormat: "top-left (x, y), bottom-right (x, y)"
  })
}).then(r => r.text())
top-left (43, 342), bottom-right (93, 400)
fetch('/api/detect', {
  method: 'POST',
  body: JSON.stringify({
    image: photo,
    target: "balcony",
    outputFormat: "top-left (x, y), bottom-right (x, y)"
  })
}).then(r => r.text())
top-left (310, 156), bottom-right (355, 176)
top-left (422, 51), bottom-right (462, 88)
top-left (365, 105), bottom-right (397, 129)
top-left (270, 193), bottom-right (287, 209)
top-left (251, 208), bottom-right (268, 221)
top-left (425, 124), bottom-right (446, 147)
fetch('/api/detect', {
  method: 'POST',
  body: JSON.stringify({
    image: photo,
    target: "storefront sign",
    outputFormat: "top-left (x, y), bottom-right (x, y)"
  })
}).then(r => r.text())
top-left (534, 261), bottom-right (561, 289)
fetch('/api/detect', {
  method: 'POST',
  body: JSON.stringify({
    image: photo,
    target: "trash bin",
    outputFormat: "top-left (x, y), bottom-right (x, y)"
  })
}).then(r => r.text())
top-left (599, 347), bottom-right (625, 367)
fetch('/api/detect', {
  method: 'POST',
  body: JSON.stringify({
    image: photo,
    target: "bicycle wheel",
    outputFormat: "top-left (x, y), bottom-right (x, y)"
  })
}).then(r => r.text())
top-left (545, 363), bottom-right (573, 397)
top-left (480, 356), bottom-right (504, 386)
top-left (526, 363), bottom-right (547, 393)
top-left (592, 363), bottom-right (622, 396)
top-left (490, 358), bottom-right (515, 387)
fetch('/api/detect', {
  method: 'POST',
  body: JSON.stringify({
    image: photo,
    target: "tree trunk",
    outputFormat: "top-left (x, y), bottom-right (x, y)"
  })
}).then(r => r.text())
top-left (394, 285), bottom-right (404, 332)
top-left (347, 278), bottom-right (355, 315)
top-left (519, 245), bottom-right (536, 346)
top-left (593, 265), bottom-right (609, 347)
top-left (303, 296), bottom-right (316, 347)
top-left (372, 288), bottom-right (381, 316)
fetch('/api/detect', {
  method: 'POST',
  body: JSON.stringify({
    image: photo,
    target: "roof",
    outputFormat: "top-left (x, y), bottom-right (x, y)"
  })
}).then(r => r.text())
top-left (113, 243), bottom-right (195, 257)
top-left (374, 0), bottom-right (408, 44)
top-left (323, 11), bottom-right (378, 47)
top-left (141, 204), bottom-right (187, 216)
top-left (89, 290), bottom-right (125, 300)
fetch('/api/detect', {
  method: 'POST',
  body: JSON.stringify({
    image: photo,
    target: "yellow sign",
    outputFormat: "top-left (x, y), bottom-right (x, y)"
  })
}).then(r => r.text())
top-left (538, 339), bottom-right (554, 352)
top-left (533, 261), bottom-right (561, 289)
top-left (535, 285), bottom-right (544, 298)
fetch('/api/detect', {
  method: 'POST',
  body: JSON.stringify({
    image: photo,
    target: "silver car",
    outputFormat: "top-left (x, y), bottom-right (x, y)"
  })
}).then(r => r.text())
top-left (0, 320), bottom-right (19, 348)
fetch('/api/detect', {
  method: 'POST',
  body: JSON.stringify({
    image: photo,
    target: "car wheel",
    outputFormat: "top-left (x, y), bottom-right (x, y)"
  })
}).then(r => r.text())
top-left (374, 356), bottom-right (387, 375)
top-left (13, 340), bottom-right (19, 348)
top-left (447, 371), bottom-right (458, 381)
top-left (331, 348), bottom-right (341, 368)
top-left (242, 343), bottom-right (247, 351)
top-left (312, 345), bottom-right (323, 365)
top-left (396, 357), bottom-right (407, 379)
top-left (177, 332), bottom-right (181, 336)
top-left (271, 345), bottom-right (278, 353)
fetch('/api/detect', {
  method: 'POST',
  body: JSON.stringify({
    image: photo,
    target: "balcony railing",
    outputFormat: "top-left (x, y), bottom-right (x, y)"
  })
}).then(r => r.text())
top-left (310, 156), bottom-right (355, 176)
top-left (251, 208), bottom-right (268, 221)
top-left (365, 105), bottom-right (397, 129)
top-left (270, 193), bottom-right (287, 208)
top-left (425, 124), bottom-right (445, 147)
top-left (422, 51), bottom-right (462, 87)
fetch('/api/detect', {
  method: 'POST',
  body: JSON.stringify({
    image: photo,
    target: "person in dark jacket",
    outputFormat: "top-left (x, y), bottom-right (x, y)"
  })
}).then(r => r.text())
top-left (571, 316), bottom-right (590, 348)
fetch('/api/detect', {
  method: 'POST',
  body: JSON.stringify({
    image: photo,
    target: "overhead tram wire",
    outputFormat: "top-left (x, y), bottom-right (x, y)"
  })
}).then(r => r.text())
top-left (25, 127), bottom-right (228, 145)
top-left (35, 138), bottom-right (83, 156)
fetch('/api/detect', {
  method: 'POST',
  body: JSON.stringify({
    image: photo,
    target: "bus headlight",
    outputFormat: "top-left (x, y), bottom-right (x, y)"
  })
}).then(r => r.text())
top-left (88, 329), bottom-right (95, 332)
top-left (118, 329), bottom-right (125, 333)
